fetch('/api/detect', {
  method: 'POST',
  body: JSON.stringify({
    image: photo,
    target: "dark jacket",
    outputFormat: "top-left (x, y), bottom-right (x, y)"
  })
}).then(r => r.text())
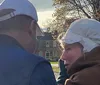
top-left (0, 35), bottom-right (57, 85)
top-left (65, 46), bottom-right (100, 85)
top-left (57, 59), bottom-right (69, 85)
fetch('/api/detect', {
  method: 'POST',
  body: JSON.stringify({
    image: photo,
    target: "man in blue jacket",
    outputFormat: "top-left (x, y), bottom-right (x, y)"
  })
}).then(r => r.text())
top-left (0, 0), bottom-right (57, 85)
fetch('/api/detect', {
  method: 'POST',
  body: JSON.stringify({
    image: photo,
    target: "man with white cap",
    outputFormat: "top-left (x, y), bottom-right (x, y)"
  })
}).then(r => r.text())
top-left (0, 0), bottom-right (57, 85)
top-left (58, 18), bottom-right (100, 85)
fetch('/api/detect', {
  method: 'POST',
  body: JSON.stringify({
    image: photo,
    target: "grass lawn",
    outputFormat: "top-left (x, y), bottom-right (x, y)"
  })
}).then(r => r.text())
top-left (50, 61), bottom-right (58, 64)
top-left (52, 66), bottom-right (59, 73)
top-left (50, 61), bottom-right (59, 73)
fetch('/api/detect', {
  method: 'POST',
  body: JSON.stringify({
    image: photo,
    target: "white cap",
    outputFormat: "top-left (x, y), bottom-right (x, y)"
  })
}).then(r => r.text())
top-left (61, 19), bottom-right (100, 52)
top-left (0, 0), bottom-right (44, 36)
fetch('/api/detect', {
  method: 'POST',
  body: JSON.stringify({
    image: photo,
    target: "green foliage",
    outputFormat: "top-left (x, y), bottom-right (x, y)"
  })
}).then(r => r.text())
top-left (43, 18), bottom-right (65, 33)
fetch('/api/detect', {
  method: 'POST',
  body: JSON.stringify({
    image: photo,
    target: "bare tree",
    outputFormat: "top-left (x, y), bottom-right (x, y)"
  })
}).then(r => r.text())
top-left (53, 0), bottom-right (100, 21)
top-left (43, 0), bottom-right (100, 35)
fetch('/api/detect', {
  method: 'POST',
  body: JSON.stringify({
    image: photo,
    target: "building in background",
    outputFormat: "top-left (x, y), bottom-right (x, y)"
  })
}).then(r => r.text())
top-left (37, 32), bottom-right (61, 61)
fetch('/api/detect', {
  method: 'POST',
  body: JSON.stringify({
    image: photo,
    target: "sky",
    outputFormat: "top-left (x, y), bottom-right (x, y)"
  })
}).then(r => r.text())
top-left (29, 0), bottom-right (54, 28)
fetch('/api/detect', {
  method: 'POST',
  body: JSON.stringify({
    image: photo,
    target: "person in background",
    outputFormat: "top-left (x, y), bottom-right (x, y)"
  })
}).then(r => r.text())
top-left (0, 0), bottom-right (57, 85)
top-left (58, 18), bottom-right (100, 85)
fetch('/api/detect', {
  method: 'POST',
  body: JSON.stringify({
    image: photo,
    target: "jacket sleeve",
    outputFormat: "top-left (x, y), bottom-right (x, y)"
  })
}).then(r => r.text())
top-left (29, 61), bottom-right (57, 85)
top-left (65, 73), bottom-right (86, 85)
top-left (57, 59), bottom-right (69, 85)
top-left (65, 67), bottom-right (99, 85)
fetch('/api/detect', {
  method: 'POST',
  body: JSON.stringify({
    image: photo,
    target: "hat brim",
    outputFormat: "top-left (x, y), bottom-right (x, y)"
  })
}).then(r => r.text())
top-left (36, 23), bottom-right (44, 36)
top-left (61, 30), bottom-right (81, 44)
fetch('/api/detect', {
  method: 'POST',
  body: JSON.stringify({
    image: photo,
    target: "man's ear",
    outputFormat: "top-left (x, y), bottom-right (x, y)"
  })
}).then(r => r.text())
top-left (28, 20), bottom-right (35, 36)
